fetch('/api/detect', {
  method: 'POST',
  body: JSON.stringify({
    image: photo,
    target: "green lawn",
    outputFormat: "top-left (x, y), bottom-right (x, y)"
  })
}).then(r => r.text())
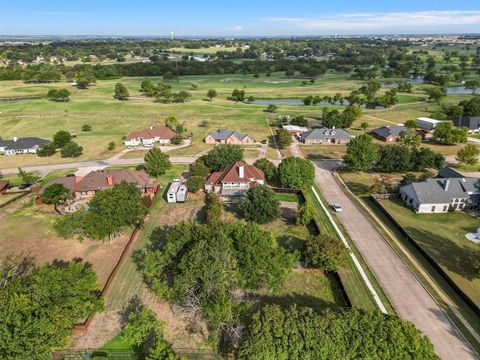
top-left (379, 199), bottom-right (480, 307)
top-left (273, 192), bottom-right (300, 202)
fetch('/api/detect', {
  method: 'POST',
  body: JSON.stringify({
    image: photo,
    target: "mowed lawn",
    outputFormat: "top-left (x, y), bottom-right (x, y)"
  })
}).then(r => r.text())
top-left (0, 71), bottom-right (439, 169)
top-left (379, 199), bottom-right (480, 307)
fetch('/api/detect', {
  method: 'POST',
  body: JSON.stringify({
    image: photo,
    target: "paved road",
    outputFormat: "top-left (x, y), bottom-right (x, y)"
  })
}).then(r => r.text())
top-left (314, 160), bottom-right (477, 360)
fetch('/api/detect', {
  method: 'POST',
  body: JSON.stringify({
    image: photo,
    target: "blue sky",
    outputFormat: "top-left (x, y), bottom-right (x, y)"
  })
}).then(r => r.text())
top-left (1, 0), bottom-right (480, 36)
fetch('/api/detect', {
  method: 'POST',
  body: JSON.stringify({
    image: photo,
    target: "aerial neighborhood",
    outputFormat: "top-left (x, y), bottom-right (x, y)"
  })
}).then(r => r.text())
top-left (1, 14), bottom-right (480, 360)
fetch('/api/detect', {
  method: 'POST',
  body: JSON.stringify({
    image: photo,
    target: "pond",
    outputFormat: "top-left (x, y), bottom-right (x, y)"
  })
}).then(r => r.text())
top-left (444, 86), bottom-right (480, 94)
top-left (248, 98), bottom-right (384, 109)
top-left (381, 76), bottom-right (425, 87)
top-left (0, 97), bottom-right (39, 103)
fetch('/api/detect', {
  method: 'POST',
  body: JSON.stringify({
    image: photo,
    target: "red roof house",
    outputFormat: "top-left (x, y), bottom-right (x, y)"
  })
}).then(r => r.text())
top-left (205, 161), bottom-right (265, 196)
top-left (124, 125), bottom-right (177, 147)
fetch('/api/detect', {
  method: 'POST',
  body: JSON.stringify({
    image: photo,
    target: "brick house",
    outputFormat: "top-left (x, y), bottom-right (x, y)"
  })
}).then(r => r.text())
top-left (300, 128), bottom-right (352, 144)
top-left (204, 129), bottom-right (255, 145)
top-left (371, 125), bottom-right (408, 142)
top-left (124, 125), bottom-right (177, 147)
top-left (204, 161), bottom-right (265, 196)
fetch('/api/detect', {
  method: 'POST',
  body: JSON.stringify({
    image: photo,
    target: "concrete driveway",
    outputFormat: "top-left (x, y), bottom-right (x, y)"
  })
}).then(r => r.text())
top-left (313, 160), bottom-right (477, 360)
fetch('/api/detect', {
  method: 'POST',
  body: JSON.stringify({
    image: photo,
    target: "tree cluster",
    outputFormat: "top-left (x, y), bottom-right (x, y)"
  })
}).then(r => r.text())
top-left (37, 130), bottom-right (83, 158)
top-left (47, 88), bottom-right (71, 102)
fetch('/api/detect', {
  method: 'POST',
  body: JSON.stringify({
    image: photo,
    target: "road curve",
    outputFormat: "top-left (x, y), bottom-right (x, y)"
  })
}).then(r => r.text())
top-left (313, 160), bottom-right (477, 360)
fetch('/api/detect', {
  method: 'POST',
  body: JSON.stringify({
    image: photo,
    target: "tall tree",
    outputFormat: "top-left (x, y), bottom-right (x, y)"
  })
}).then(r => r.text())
top-left (144, 148), bottom-right (172, 177)
top-left (60, 142), bottom-right (83, 158)
top-left (114, 82), bottom-right (130, 100)
top-left (276, 128), bottom-right (293, 149)
top-left (456, 144), bottom-right (480, 169)
top-left (239, 185), bottom-right (280, 224)
top-left (40, 183), bottom-right (72, 210)
top-left (432, 121), bottom-right (467, 145)
top-left (201, 145), bottom-right (244, 172)
top-left (207, 89), bottom-right (217, 101)
top-left (52, 130), bottom-right (72, 148)
top-left (343, 134), bottom-right (379, 172)
top-left (305, 234), bottom-right (348, 271)
top-left (278, 157), bottom-right (315, 189)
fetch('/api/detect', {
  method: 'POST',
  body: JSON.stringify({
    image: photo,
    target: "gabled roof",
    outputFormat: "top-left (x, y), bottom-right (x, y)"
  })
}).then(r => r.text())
top-left (401, 177), bottom-right (480, 204)
top-left (125, 125), bottom-right (177, 141)
top-left (39, 176), bottom-right (81, 194)
top-left (206, 161), bottom-right (264, 185)
top-left (302, 128), bottom-right (352, 141)
top-left (75, 169), bottom-right (155, 192)
top-left (207, 129), bottom-right (254, 141)
top-left (0, 137), bottom-right (49, 150)
top-left (437, 166), bottom-right (465, 179)
top-left (283, 125), bottom-right (308, 132)
top-left (372, 125), bottom-right (408, 139)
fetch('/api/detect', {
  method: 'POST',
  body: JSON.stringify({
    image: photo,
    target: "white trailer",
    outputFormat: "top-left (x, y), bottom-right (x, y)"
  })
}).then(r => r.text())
top-left (176, 184), bottom-right (188, 203)
top-left (416, 117), bottom-right (442, 130)
top-left (167, 179), bottom-right (181, 203)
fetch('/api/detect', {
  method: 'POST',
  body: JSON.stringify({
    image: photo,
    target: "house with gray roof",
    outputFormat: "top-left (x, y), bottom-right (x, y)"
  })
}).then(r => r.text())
top-left (399, 176), bottom-right (480, 213)
top-left (437, 166), bottom-right (464, 179)
top-left (371, 125), bottom-right (408, 142)
top-left (300, 128), bottom-right (352, 144)
top-left (204, 129), bottom-right (255, 145)
top-left (0, 137), bottom-right (49, 156)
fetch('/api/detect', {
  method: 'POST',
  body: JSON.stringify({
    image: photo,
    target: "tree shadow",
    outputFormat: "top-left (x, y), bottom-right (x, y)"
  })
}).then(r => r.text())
top-left (277, 235), bottom-right (306, 254)
top-left (344, 181), bottom-right (370, 195)
top-left (405, 227), bottom-right (480, 281)
top-left (119, 295), bottom-right (145, 328)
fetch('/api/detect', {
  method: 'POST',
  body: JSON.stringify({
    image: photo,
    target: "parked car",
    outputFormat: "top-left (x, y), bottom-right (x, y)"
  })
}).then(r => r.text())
top-left (18, 183), bottom-right (33, 190)
top-left (332, 203), bottom-right (342, 213)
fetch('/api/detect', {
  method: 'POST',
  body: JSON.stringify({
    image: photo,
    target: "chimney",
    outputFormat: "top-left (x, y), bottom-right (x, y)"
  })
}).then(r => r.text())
top-left (444, 179), bottom-right (450, 191)
top-left (238, 165), bottom-right (245, 179)
top-left (13, 137), bottom-right (17, 142)
top-left (107, 175), bottom-right (113, 186)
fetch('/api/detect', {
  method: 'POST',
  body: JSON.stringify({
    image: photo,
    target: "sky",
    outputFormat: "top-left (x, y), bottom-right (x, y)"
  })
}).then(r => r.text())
top-left (1, 0), bottom-right (480, 36)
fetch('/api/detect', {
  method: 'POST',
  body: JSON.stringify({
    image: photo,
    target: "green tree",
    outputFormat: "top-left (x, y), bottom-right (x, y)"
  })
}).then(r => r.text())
top-left (343, 134), bottom-right (379, 172)
top-left (60, 142), bottom-right (83, 158)
top-left (238, 305), bottom-right (439, 360)
top-left (190, 159), bottom-right (211, 177)
top-left (253, 158), bottom-right (277, 182)
top-left (239, 185), bottom-right (280, 224)
top-left (17, 167), bottom-right (40, 184)
top-left (465, 79), bottom-right (480, 94)
top-left (205, 193), bottom-right (223, 223)
top-left (47, 88), bottom-right (71, 102)
top-left (266, 104), bottom-right (278, 113)
top-left (76, 77), bottom-right (90, 89)
top-left (290, 115), bottom-right (308, 127)
top-left (108, 141), bottom-right (116, 151)
top-left (0, 260), bottom-right (103, 359)
top-left (40, 183), bottom-right (71, 210)
top-left (404, 119), bottom-right (418, 129)
top-left (278, 157), bottom-right (315, 189)
top-left (201, 145), bottom-right (244, 172)
top-left (140, 78), bottom-right (155, 94)
top-left (461, 97), bottom-right (480, 117)
top-left (81, 124), bottom-right (92, 131)
top-left (207, 89), bottom-right (217, 101)
top-left (186, 176), bottom-right (205, 193)
top-left (144, 148), bottom-right (172, 177)
top-left (432, 121), bottom-right (467, 145)
top-left (360, 122), bottom-right (369, 130)
top-left (114, 82), bottom-right (130, 100)
top-left (230, 89), bottom-right (246, 102)
top-left (276, 128), bottom-right (292, 149)
top-left (52, 130), bottom-right (72, 148)
top-left (305, 234), bottom-right (348, 271)
top-left (425, 86), bottom-right (446, 104)
top-left (456, 144), bottom-right (480, 169)
top-left (297, 201), bottom-right (315, 226)
top-left (37, 142), bottom-right (57, 157)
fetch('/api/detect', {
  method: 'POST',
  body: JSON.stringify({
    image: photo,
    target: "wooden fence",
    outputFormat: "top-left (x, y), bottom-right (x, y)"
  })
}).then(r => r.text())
top-left (371, 196), bottom-right (480, 318)
top-left (0, 191), bottom-right (30, 208)
top-left (74, 185), bottom-right (160, 332)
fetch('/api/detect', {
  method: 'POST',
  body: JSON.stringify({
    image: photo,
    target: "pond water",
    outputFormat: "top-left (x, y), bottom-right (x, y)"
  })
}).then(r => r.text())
top-left (444, 86), bottom-right (480, 94)
top-left (248, 98), bottom-right (384, 109)
top-left (0, 97), bottom-right (38, 103)
top-left (381, 76), bottom-right (425, 87)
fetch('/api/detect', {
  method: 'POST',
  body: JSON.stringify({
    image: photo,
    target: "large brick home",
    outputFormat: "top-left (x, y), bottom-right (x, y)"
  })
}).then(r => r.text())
top-left (204, 161), bottom-right (264, 196)
top-left (300, 128), bottom-right (352, 144)
top-left (124, 125), bottom-right (177, 147)
top-left (38, 169), bottom-right (156, 203)
top-left (204, 129), bottom-right (255, 145)
top-left (371, 125), bottom-right (408, 142)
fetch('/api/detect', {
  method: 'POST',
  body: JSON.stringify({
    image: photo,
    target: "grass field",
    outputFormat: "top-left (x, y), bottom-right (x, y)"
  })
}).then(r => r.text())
top-left (2, 71), bottom-right (468, 169)
top-left (378, 199), bottom-right (480, 307)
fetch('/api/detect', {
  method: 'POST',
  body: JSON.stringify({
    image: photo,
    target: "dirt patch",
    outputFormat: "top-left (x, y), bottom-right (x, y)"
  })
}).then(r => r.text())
top-left (69, 311), bottom-right (122, 349)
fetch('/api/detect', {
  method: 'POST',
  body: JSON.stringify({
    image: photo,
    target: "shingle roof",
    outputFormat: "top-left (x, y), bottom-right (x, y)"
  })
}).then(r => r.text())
top-left (0, 137), bottom-right (49, 151)
top-left (39, 176), bottom-right (81, 195)
top-left (205, 161), bottom-right (264, 185)
top-left (437, 166), bottom-right (465, 179)
top-left (372, 125), bottom-right (408, 139)
top-left (301, 128), bottom-right (352, 141)
top-left (125, 124), bottom-right (177, 141)
top-left (207, 129), bottom-right (253, 141)
top-left (402, 177), bottom-right (480, 204)
top-left (75, 169), bottom-right (155, 192)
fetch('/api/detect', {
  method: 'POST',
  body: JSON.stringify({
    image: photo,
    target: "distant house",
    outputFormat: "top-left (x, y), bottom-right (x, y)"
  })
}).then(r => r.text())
top-left (371, 125), bottom-right (408, 142)
top-left (0, 180), bottom-right (10, 194)
top-left (204, 129), bottom-right (255, 145)
top-left (89, 55), bottom-right (99, 62)
top-left (74, 169), bottom-right (156, 198)
top-left (0, 137), bottom-right (49, 156)
top-left (416, 117), bottom-right (441, 130)
top-left (300, 128), bottom-right (352, 144)
top-left (124, 125), bottom-right (177, 147)
top-left (453, 116), bottom-right (480, 132)
top-left (399, 176), bottom-right (480, 213)
top-left (167, 179), bottom-right (188, 203)
top-left (205, 161), bottom-right (265, 196)
top-left (282, 125), bottom-right (308, 137)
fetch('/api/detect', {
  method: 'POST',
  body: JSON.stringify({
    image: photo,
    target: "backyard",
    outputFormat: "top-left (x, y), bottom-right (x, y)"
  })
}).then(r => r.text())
top-left (378, 199), bottom-right (480, 308)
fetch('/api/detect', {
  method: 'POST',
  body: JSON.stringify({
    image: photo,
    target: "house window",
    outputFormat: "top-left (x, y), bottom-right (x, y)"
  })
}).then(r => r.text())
top-left (443, 205), bottom-right (448, 211)
top-left (431, 206), bottom-right (436, 212)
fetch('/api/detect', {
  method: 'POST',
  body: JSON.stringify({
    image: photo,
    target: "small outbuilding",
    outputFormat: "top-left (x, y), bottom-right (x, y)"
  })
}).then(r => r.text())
top-left (167, 179), bottom-right (188, 203)
top-left (416, 117), bottom-right (441, 130)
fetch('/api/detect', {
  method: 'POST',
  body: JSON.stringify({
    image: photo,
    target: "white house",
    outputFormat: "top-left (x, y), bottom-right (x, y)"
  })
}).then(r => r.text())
top-left (0, 137), bottom-right (49, 156)
top-left (124, 125), bottom-right (177, 148)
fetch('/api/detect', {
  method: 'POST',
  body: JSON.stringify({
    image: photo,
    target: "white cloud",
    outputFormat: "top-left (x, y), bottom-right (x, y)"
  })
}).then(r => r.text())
top-left (233, 25), bottom-right (243, 31)
top-left (264, 10), bottom-right (480, 33)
